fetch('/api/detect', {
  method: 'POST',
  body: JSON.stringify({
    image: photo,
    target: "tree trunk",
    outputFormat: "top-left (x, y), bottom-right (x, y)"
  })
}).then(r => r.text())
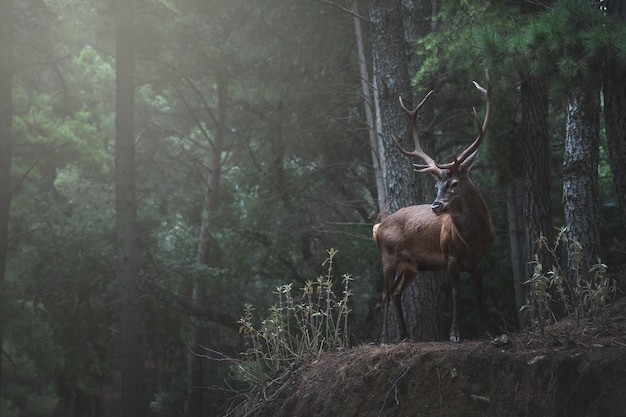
top-left (186, 73), bottom-right (227, 417)
top-left (604, 0), bottom-right (626, 228)
top-left (563, 86), bottom-right (601, 283)
top-left (506, 182), bottom-right (527, 326)
top-left (370, 0), bottom-right (419, 213)
top-left (0, 0), bottom-right (15, 408)
top-left (370, 0), bottom-right (441, 341)
top-left (401, 0), bottom-right (441, 342)
top-left (519, 72), bottom-right (553, 327)
top-left (114, 0), bottom-right (146, 415)
top-left (352, 0), bottom-right (386, 217)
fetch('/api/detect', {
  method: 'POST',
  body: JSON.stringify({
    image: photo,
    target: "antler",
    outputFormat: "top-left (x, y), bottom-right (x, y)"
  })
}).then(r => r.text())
top-left (397, 90), bottom-right (441, 175)
top-left (452, 69), bottom-right (492, 167)
top-left (397, 70), bottom-right (492, 175)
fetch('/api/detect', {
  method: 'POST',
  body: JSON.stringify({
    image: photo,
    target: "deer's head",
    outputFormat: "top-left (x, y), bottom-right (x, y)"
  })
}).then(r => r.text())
top-left (398, 70), bottom-right (492, 216)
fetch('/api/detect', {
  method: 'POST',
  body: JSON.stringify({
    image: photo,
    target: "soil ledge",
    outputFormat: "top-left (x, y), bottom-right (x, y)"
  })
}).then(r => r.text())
top-left (232, 298), bottom-right (626, 417)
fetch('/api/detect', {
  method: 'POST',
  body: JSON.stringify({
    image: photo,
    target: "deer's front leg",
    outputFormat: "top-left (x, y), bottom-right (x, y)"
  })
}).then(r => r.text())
top-left (448, 259), bottom-right (461, 342)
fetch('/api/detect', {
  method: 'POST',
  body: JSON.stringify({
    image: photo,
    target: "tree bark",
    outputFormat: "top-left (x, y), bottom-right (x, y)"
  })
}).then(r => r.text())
top-left (519, 72), bottom-right (553, 327)
top-left (603, 0), bottom-right (626, 228)
top-left (370, 0), bottom-right (419, 214)
top-left (506, 182), bottom-right (527, 326)
top-left (351, 0), bottom-right (386, 217)
top-left (563, 86), bottom-right (601, 283)
top-left (401, 0), bottom-right (441, 342)
top-left (370, 0), bottom-right (441, 341)
top-left (114, 0), bottom-right (146, 415)
top-left (0, 1), bottom-right (15, 408)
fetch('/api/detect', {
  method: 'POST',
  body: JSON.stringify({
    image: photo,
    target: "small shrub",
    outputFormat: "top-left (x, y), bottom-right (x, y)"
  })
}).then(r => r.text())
top-left (237, 248), bottom-right (353, 385)
top-left (522, 227), bottom-right (616, 329)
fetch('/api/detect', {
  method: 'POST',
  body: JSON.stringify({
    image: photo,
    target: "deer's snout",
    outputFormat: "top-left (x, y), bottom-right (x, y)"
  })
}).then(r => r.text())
top-left (431, 201), bottom-right (446, 214)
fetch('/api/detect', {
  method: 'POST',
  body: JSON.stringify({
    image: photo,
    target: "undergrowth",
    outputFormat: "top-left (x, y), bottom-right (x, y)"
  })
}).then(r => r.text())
top-left (234, 248), bottom-right (353, 393)
top-left (522, 227), bottom-right (616, 330)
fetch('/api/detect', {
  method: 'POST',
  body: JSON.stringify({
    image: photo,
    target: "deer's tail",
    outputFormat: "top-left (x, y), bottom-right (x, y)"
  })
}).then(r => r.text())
top-left (372, 223), bottom-right (380, 241)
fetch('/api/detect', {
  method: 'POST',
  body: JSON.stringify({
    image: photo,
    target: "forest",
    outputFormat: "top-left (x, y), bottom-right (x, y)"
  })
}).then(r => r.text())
top-left (1, 0), bottom-right (625, 416)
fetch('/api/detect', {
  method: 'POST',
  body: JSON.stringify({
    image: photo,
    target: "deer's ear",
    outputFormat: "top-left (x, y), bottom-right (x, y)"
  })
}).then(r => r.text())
top-left (459, 150), bottom-right (477, 174)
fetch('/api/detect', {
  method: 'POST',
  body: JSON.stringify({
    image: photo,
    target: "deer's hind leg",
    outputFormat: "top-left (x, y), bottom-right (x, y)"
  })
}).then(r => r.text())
top-left (380, 265), bottom-right (397, 344)
top-left (391, 270), bottom-right (418, 341)
top-left (380, 286), bottom-right (392, 345)
top-left (392, 283), bottom-right (408, 340)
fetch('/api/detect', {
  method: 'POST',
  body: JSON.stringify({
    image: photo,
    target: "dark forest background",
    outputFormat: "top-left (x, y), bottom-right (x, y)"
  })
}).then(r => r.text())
top-left (1, 0), bottom-right (625, 416)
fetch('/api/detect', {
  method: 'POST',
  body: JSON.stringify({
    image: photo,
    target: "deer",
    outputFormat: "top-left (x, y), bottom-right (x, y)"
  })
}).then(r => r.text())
top-left (373, 72), bottom-right (494, 344)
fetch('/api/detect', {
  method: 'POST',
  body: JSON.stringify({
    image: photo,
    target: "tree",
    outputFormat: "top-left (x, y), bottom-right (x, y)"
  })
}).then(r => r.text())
top-left (141, 3), bottom-right (241, 413)
top-left (0, 1), bottom-right (15, 410)
top-left (114, 0), bottom-right (147, 414)
top-left (479, 0), bottom-right (605, 303)
top-left (517, 0), bottom-right (554, 326)
top-left (563, 84), bottom-right (601, 280)
top-left (137, 1), bottom-right (376, 413)
top-left (370, 0), bottom-right (420, 215)
top-left (186, 64), bottom-right (229, 417)
top-left (369, 0), bottom-right (441, 341)
top-left (527, 0), bottom-right (604, 281)
top-left (517, 72), bottom-right (553, 324)
top-left (399, 0), bottom-right (441, 342)
top-left (0, 1), bottom-right (120, 412)
top-left (603, 0), bottom-right (626, 228)
top-left (352, 0), bottom-right (386, 215)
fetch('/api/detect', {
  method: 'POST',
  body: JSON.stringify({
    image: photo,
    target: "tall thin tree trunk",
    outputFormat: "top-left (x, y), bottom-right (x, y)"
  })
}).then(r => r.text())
top-left (519, 72), bottom-right (553, 327)
top-left (506, 181), bottom-right (526, 326)
top-left (114, 0), bottom-right (146, 415)
top-left (370, 0), bottom-right (441, 341)
top-left (563, 86), bottom-right (601, 283)
top-left (0, 1), bottom-right (15, 410)
top-left (604, 0), bottom-right (626, 228)
top-left (370, 0), bottom-right (419, 213)
top-left (401, 0), bottom-right (440, 342)
top-left (186, 73), bottom-right (227, 417)
top-left (370, 0), bottom-right (415, 342)
top-left (352, 0), bottom-right (386, 217)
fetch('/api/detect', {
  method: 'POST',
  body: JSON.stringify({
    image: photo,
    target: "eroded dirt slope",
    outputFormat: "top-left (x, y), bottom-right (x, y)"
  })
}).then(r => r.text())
top-left (232, 298), bottom-right (626, 417)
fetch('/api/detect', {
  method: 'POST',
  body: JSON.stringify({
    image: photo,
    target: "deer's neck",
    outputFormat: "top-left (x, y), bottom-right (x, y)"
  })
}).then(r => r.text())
top-left (448, 190), bottom-right (492, 237)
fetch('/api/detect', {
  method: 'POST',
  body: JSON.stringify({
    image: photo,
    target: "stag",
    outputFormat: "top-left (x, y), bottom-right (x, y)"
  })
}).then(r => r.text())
top-left (373, 72), bottom-right (494, 343)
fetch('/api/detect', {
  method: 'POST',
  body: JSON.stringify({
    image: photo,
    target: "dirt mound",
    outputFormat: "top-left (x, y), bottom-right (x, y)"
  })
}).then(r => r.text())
top-left (231, 299), bottom-right (626, 417)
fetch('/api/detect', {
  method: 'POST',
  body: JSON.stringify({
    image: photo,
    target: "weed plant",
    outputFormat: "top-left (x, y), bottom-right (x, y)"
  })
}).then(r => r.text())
top-left (237, 248), bottom-right (353, 386)
top-left (522, 227), bottom-right (616, 329)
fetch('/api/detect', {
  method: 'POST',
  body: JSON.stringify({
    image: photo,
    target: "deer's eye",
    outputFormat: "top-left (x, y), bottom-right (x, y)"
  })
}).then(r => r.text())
top-left (448, 180), bottom-right (459, 191)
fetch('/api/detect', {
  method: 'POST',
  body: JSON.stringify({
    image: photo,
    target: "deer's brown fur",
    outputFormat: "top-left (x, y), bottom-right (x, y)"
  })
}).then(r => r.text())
top-left (374, 72), bottom-right (494, 343)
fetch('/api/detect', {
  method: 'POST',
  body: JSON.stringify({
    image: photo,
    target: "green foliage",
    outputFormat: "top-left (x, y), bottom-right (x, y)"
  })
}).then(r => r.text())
top-left (149, 368), bottom-right (188, 416)
top-left (5, 163), bottom-right (117, 414)
top-left (12, 90), bottom-right (110, 171)
top-left (522, 0), bottom-right (606, 86)
top-left (71, 47), bottom-right (116, 134)
top-left (237, 249), bottom-right (353, 382)
top-left (476, 0), bottom-right (626, 94)
top-left (415, 1), bottom-right (517, 86)
top-left (522, 228), bottom-right (616, 329)
top-left (2, 301), bottom-right (63, 417)
top-left (410, 1), bottom-right (523, 187)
